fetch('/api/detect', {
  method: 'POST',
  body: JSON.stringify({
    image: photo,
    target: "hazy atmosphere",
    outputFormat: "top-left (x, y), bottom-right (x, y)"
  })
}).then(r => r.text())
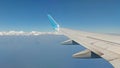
top-left (0, 35), bottom-right (113, 68)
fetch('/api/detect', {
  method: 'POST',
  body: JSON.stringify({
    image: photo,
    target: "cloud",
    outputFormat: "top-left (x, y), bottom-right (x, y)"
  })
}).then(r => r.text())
top-left (0, 31), bottom-right (62, 36)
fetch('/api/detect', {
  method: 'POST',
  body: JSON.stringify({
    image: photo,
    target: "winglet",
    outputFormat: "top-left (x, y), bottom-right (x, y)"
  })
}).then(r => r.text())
top-left (47, 14), bottom-right (60, 31)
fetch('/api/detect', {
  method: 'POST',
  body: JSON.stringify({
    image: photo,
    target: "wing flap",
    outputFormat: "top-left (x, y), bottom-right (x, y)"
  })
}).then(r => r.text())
top-left (110, 59), bottom-right (120, 68)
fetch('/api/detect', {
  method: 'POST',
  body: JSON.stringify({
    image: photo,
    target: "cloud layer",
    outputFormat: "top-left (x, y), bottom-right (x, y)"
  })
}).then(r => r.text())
top-left (0, 31), bottom-right (62, 36)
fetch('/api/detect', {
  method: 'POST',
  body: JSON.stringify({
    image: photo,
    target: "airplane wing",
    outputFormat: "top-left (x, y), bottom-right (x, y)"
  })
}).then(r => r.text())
top-left (48, 15), bottom-right (120, 68)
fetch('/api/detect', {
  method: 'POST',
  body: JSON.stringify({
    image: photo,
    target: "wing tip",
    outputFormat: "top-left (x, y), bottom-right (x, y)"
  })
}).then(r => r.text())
top-left (47, 14), bottom-right (60, 31)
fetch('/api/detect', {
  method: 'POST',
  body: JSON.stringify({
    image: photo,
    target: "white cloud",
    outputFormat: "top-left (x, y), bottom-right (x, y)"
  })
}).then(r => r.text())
top-left (0, 31), bottom-right (62, 36)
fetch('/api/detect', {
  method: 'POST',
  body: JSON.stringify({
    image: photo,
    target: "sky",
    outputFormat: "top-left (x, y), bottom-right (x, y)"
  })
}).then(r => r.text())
top-left (0, 0), bottom-right (120, 33)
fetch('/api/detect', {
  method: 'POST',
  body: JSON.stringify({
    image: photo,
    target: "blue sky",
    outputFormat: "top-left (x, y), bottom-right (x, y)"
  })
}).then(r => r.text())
top-left (0, 0), bottom-right (120, 33)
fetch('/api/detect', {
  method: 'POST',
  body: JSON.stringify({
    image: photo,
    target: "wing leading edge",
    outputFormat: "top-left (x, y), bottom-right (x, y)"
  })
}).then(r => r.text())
top-left (48, 15), bottom-right (120, 68)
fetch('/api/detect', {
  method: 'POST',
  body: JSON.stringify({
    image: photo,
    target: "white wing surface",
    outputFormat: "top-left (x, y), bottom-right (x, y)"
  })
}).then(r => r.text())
top-left (60, 28), bottom-right (120, 68)
top-left (48, 15), bottom-right (120, 68)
